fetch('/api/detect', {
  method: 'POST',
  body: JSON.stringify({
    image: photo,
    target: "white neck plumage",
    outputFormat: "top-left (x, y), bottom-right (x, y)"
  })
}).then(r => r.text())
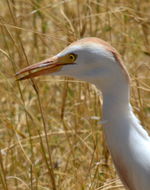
top-left (96, 63), bottom-right (150, 190)
top-left (102, 78), bottom-right (130, 121)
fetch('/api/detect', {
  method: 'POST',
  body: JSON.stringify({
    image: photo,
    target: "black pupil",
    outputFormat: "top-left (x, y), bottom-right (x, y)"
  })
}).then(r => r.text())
top-left (70, 55), bottom-right (74, 59)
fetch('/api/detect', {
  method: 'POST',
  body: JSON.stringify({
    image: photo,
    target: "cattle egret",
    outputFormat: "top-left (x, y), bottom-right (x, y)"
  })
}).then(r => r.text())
top-left (16, 37), bottom-right (150, 190)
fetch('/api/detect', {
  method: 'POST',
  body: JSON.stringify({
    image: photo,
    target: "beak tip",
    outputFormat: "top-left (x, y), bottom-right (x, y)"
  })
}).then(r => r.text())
top-left (15, 77), bottom-right (22, 81)
top-left (15, 57), bottom-right (58, 81)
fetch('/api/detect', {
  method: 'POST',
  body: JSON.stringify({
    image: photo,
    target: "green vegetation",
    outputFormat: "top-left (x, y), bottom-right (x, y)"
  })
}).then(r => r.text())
top-left (0, 0), bottom-right (149, 189)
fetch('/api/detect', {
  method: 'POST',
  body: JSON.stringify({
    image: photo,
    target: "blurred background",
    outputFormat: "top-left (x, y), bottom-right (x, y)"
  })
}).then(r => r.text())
top-left (0, 0), bottom-right (149, 189)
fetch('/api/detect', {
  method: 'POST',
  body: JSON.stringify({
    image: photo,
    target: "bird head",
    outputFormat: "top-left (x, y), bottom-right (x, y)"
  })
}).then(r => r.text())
top-left (16, 37), bottom-right (129, 90)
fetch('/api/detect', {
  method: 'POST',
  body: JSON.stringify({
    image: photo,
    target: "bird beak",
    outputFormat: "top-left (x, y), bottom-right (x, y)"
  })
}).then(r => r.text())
top-left (16, 56), bottom-right (66, 80)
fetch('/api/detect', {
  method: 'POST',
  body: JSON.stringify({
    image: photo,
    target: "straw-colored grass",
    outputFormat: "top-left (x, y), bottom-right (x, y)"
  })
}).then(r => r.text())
top-left (0, 0), bottom-right (149, 189)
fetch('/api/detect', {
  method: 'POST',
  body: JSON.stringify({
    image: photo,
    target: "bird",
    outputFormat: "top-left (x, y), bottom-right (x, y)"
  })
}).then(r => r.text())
top-left (16, 37), bottom-right (150, 190)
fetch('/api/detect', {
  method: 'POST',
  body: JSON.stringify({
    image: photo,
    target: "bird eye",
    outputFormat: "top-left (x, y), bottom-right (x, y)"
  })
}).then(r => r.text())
top-left (69, 53), bottom-right (77, 62)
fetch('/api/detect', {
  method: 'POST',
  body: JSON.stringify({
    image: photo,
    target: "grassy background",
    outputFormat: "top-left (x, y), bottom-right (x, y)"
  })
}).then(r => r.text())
top-left (0, 0), bottom-right (150, 189)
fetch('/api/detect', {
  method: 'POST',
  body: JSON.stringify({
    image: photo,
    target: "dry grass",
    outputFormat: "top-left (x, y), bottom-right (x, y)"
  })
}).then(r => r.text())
top-left (0, 0), bottom-right (150, 189)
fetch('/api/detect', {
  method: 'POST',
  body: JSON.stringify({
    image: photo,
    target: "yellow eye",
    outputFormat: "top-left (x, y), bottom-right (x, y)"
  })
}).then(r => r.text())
top-left (58, 53), bottom-right (77, 64)
top-left (68, 53), bottom-right (77, 62)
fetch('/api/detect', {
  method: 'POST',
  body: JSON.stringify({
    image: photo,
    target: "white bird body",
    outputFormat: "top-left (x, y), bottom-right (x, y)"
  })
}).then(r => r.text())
top-left (104, 105), bottom-right (150, 190)
top-left (16, 37), bottom-right (150, 190)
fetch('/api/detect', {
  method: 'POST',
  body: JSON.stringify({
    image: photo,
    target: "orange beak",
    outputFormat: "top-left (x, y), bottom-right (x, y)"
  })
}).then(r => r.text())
top-left (16, 56), bottom-right (68, 80)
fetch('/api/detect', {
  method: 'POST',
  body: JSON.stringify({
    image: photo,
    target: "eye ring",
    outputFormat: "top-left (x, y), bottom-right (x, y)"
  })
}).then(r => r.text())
top-left (69, 53), bottom-right (77, 61)
top-left (69, 54), bottom-right (74, 60)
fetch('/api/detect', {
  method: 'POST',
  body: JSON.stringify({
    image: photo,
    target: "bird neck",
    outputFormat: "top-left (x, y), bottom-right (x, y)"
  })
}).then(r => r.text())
top-left (101, 80), bottom-right (130, 121)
